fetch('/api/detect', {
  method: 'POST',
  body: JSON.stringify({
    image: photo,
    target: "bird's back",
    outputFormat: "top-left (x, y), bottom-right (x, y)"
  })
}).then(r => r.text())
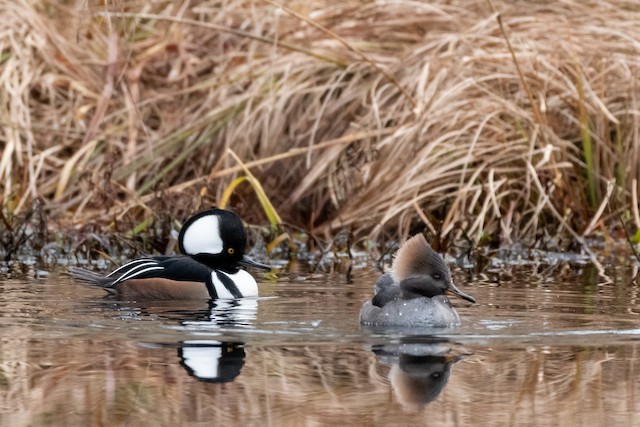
top-left (371, 273), bottom-right (401, 307)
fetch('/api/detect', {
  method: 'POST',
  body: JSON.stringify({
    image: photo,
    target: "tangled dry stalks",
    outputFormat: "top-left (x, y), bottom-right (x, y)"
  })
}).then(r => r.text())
top-left (1, 0), bottom-right (639, 255)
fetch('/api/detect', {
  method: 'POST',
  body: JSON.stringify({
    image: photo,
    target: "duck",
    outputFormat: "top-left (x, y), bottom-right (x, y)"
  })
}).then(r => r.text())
top-left (70, 209), bottom-right (270, 299)
top-left (359, 234), bottom-right (475, 327)
top-left (372, 339), bottom-right (463, 410)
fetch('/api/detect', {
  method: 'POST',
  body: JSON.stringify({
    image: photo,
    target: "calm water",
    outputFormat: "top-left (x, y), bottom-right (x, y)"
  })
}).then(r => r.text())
top-left (1, 263), bottom-right (639, 426)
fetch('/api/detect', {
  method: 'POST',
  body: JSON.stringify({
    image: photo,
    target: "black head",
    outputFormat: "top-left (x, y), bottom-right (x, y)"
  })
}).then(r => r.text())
top-left (178, 209), bottom-right (270, 272)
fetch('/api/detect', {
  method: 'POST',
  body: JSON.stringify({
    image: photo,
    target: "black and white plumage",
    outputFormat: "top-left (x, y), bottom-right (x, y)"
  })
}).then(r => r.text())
top-left (179, 340), bottom-right (246, 383)
top-left (360, 234), bottom-right (475, 327)
top-left (70, 209), bottom-right (270, 300)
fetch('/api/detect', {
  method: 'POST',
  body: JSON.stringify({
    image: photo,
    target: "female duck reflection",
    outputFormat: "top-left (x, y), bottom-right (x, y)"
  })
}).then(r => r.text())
top-left (372, 339), bottom-right (467, 411)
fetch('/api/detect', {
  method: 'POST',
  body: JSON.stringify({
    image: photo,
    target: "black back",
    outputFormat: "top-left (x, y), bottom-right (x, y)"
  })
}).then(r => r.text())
top-left (136, 256), bottom-right (213, 282)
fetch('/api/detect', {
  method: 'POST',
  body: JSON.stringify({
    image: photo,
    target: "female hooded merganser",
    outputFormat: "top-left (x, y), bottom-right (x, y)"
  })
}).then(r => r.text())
top-left (360, 234), bottom-right (475, 327)
top-left (70, 209), bottom-right (270, 300)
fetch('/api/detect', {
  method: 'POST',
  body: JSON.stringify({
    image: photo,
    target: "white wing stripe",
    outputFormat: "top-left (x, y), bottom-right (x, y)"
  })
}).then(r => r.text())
top-left (115, 261), bottom-right (159, 279)
top-left (107, 258), bottom-right (157, 277)
top-left (113, 264), bottom-right (164, 284)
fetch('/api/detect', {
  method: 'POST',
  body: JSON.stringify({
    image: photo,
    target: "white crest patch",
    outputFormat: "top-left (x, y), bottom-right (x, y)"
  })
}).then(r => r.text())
top-left (182, 214), bottom-right (223, 255)
top-left (181, 340), bottom-right (221, 380)
top-left (211, 269), bottom-right (259, 298)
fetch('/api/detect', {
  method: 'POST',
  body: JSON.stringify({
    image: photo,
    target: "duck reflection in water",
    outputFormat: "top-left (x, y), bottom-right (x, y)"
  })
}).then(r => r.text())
top-left (131, 298), bottom-right (259, 383)
top-left (371, 338), bottom-right (467, 411)
top-left (174, 299), bottom-right (256, 382)
top-left (181, 297), bottom-right (259, 326)
top-left (112, 297), bottom-right (259, 326)
top-left (179, 340), bottom-right (246, 383)
top-left (171, 298), bottom-right (258, 382)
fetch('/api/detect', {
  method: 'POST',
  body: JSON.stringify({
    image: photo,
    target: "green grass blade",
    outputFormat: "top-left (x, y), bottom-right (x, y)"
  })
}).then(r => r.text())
top-left (576, 75), bottom-right (597, 209)
top-left (219, 176), bottom-right (248, 209)
top-left (127, 216), bottom-right (153, 237)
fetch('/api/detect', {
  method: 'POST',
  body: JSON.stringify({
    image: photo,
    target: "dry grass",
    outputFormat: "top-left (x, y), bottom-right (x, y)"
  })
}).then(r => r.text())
top-left (1, 0), bottom-right (640, 254)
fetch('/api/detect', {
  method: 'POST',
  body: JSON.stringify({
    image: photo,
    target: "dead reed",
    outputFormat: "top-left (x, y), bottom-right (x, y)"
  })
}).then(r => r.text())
top-left (1, 0), bottom-right (639, 255)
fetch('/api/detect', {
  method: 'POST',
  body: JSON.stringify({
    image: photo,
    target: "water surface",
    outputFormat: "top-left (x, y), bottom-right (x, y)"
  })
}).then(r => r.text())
top-left (0, 264), bottom-right (639, 426)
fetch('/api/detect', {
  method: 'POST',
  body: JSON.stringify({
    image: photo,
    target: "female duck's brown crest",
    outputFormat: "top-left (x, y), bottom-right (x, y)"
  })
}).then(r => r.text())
top-left (391, 234), bottom-right (451, 283)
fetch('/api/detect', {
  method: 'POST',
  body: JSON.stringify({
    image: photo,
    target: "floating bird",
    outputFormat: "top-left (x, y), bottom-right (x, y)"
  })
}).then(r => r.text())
top-left (360, 234), bottom-right (475, 327)
top-left (70, 209), bottom-right (270, 299)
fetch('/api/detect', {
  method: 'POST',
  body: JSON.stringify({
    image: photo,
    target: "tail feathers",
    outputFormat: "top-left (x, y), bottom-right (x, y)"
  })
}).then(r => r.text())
top-left (374, 273), bottom-right (396, 294)
top-left (372, 273), bottom-right (400, 308)
top-left (69, 267), bottom-right (115, 289)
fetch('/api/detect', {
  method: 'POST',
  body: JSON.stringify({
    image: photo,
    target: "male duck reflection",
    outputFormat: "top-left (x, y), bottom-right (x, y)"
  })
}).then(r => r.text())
top-left (70, 209), bottom-right (270, 299)
top-left (179, 340), bottom-right (246, 383)
top-left (360, 234), bottom-right (475, 327)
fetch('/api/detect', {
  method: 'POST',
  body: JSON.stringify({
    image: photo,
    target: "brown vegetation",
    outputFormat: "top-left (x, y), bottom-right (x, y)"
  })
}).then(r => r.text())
top-left (1, 0), bottom-right (639, 255)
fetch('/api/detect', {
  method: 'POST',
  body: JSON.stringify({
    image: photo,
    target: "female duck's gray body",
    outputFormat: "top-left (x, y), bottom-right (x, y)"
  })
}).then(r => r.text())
top-left (360, 276), bottom-right (462, 327)
top-left (360, 234), bottom-right (475, 327)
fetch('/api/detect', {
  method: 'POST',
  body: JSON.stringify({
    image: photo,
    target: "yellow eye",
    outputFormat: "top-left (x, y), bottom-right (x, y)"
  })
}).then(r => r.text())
top-left (227, 248), bottom-right (235, 255)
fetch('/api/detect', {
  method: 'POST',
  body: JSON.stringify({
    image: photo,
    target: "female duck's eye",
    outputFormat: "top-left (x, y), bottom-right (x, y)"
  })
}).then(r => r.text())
top-left (432, 273), bottom-right (441, 280)
top-left (227, 248), bottom-right (235, 255)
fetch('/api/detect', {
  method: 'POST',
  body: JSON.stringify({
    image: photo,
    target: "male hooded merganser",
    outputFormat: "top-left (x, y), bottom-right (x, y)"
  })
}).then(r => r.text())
top-left (70, 209), bottom-right (270, 300)
top-left (360, 234), bottom-right (475, 327)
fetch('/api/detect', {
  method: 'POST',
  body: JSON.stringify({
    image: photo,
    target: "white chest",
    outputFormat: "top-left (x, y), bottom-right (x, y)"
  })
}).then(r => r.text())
top-left (210, 269), bottom-right (259, 298)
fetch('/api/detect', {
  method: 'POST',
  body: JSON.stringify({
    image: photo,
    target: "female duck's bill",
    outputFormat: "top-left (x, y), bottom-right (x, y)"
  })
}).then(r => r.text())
top-left (360, 234), bottom-right (475, 327)
top-left (69, 208), bottom-right (270, 300)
